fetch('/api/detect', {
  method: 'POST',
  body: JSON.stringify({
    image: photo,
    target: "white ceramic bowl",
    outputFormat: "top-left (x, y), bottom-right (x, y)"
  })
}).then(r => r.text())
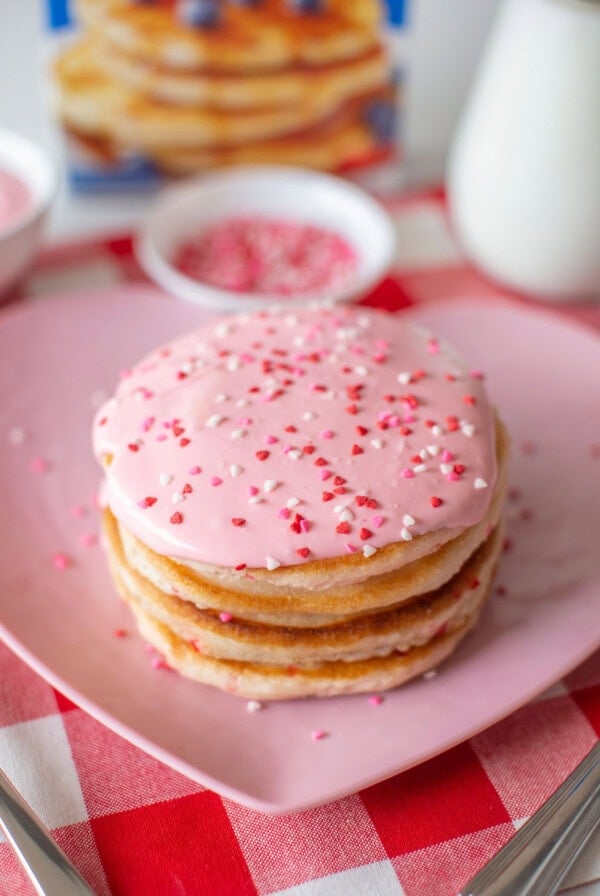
top-left (0, 130), bottom-right (55, 298)
top-left (136, 166), bottom-right (395, 310)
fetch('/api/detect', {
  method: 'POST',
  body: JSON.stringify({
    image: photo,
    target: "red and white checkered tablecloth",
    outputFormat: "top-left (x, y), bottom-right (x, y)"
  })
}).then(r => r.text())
top-left (1, 190), bottom-right (599, 896)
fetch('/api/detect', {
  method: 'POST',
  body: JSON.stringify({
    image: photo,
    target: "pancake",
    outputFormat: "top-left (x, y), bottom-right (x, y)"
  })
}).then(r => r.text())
top-left (76, 0), bottom-right (382, 73)
top-left (93, 304), bottom-right (509, 699)
top-left (150, 114), bottom-right (386, 174)
top-left (114, 418), bottom-right (508, 624)
top-left (91, 39), bottom-right (389, 110)
top-left (54, 40), bottom-right (387, 150)
top-left (125, 598), bottom-right (484, 699)
top-left (106, 510), bottom-right (502, 666)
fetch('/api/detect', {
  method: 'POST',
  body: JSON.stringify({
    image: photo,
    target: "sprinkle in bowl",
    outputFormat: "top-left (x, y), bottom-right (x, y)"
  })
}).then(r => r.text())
top-left (0, 129), bottom-right (55, 300)
top-left (135, 166), bottom-right (396, 310)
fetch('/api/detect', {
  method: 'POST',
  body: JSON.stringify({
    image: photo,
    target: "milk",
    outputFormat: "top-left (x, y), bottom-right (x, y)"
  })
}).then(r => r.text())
top-left (448, 0), bottom-right (600, 300)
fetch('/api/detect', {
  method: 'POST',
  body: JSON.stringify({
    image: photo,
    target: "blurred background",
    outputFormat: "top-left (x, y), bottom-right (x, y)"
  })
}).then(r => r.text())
top-left (1, 0), bottom-right (500, 239)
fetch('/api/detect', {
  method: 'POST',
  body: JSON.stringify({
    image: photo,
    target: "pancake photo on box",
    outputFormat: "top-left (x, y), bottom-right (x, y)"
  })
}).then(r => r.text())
top-left (52, 0), bottom-right (396, 173)
top-left (93, 304), bottom-right (509, 699)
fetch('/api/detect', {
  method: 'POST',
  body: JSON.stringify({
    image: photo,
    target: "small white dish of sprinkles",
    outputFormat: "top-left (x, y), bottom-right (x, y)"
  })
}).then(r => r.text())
top-left (136, 165), bottom-right (396, 311)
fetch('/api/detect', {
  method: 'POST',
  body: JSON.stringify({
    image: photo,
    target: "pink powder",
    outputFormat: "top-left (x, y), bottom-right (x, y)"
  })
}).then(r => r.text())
top-left (174, 216), bottom-right (357, 297)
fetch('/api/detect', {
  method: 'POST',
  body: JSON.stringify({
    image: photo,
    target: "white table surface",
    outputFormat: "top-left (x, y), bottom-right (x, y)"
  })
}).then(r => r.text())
top-left (1, 3), bottom-right (598, 892)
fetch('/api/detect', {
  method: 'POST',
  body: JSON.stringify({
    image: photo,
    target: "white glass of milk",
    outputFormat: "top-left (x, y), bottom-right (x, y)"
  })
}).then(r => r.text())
top-left (447, 0), bottom-right (600, 301)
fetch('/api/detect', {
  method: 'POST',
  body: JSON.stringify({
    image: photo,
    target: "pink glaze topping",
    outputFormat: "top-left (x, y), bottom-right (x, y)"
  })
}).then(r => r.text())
top-left (0, 168), bottom-right (31, 235)
top-left (174, 216), bottom-right (357, 297)
top-left (93, 305), bottom-right (497, 568)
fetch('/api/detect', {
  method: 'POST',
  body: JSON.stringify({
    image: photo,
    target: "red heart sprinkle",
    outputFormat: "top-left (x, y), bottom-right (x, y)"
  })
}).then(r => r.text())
top-left (355, 495), bottom-right (367, 506)
top-left (170, 511), bottom-right (184, 524)
top-left (284, 425), bottom-right (297, 433)
top-left (235, 563), bottom-right (246, 571)
top-left (231, 518), bottom-right (246, 527)
top-left (453, 464), bottom-right (466, 474)
top-left (179, 438), bottom-right (191, 447)
top-left (430, 496), bottom-right (443, 508)
top-left (296, 547), bottom-right (310, 558)
top-left (256, 450), bottom-right (270, 461)
top-left (334, 476), bottom-right (346, 486)
top-left (351, 444), bottom-right (363, 456)
top-left (302, 445), bottom-right (315, 455)
top-left (173, 426), bottom-right (185, 437)
top-left (356, 426), bottom-right (368, 436)
top-left (360, 528), bottom-right (372, 540)
top-left (127, 443), bottom-right (139, 452)
top-left (336, 522), bottom-right (351, 534)
top-left (314, 457), bottom-right (328, 466)
top-left (322, 491), bottom-right (334, 502)
top-left (346, 404), bottom-right (358, 415)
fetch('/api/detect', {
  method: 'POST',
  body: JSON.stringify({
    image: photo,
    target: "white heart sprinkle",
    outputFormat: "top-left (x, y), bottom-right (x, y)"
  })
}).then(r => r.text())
top-left (215, 393), bottom-right (228, 404)
top-left (474, 478), bottom-right (488, 489)
top-left (231, 429), bottom-right (247, 440)
top-left (206, 415), bottom-right (224, 428)
top-left (248, 496), bottom-right (263, 504)
top-left (334, 504), bottom-right (346, 514)
top-left (419, 449), bottom-right (428, 460)
top-left (286, 497), bottom-right (300, 508)
top-left (264, 479), bottom-right (278, 493)
top-left (172, 492), bottom-right (184, 504)
top-left (226, 357), bottom-right (241, 372)
top-left (230, 464), bottom-right (243, 478)
top-left (181, 362), bottom-right (195, 375)
top-left (288, 449), bottom-right (302, 460)
top-left (403, 514), bottom-right (415, 527)
top-left (303, 411), bottom-right (316, 421)
top-left (431, 425), bottom-right (443, 437)
top-left (355, 366), bottom-right (368, 376)
top-left (397, 372), bottom-right (411, 385)
top-left (440, 463), bottom-right (453, 475)
top-left (363, 544), bottom-right (377, 558)
top-left (8, 426), bottom-right (25, 445)
top-left (246, 700), bottom-right (263, 712)
top-left (462, 423), bottom-right (475, 438)
top-left (266, 556), bottom-right (281, 571)
top-left (413, 463), bottom-right (426, 473)
top-left (215, 322), bottom-right (232, 338)
top-left (159, 473), bottom-right (173, 487)
top-left (423, 669), bottom-right (437, 680)
top-left (371, 439), bottom-right (383, 449)
top-left (400, 528), bottom-right (413, 541)
top-left (236, 398), bottom-right (248, 408)
top-left (339, 508), bottom-right (354, 523)
top-left (427, 445), bottom-right (440, 457)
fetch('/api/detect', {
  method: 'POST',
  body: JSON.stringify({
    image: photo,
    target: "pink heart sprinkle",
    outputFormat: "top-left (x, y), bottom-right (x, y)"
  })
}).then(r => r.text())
top-left (211, 476), bottom-right (223, 487)
top-left (345, 543), bottom-right (357, 554)
top-left (311, 730), bottom-right (327, 741)
top-left (369, 695), bottom-right (384, 706)
top-left (219, 612), bottom-right (232, 623)
top-left (248, 486), bottom-right (260, 496)
top-left (188, 465), bottom-right (202, 475)
top-left (321, 429), bottom-right (334, 439)
top-left (401, 468), bottom-right (414, 479)
top-left (53, 553), bottom-right (70, 571)
top-left (266, 435), bottom-right (278, 445)
top-left (277, 508), bottom-right (290, 520)
top-left (320, 469), bottom-right (332, 481)
top-left (30, 457), bottom-right (48, 474)
top-left (442, 450), bottom-right (454, 462)
top-left (371, 515), bottom-right (384, 528)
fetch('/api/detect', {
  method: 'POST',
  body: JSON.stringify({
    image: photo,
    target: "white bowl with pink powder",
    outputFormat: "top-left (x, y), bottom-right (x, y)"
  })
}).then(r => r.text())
top-left (0, 130), bottom-right (55, 299)
top-left (136, 166), bottom-right (395, 310)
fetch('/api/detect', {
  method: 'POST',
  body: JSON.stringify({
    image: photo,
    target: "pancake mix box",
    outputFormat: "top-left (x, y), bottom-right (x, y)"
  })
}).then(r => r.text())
top-left (43, 0), bottom-right (407, 191)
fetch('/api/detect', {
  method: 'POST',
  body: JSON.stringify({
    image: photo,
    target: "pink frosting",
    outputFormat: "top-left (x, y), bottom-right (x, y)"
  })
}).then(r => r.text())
top-left (0, 168), bottom-right (31, 235)
top-left (93, 305), bottom-right (497, 568)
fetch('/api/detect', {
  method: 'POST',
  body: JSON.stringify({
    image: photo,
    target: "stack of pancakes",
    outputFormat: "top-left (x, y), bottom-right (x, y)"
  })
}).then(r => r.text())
top-left (53, 0), bottom-right (394, 173)
top-left (94, 305), bottom-right (508, 699)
